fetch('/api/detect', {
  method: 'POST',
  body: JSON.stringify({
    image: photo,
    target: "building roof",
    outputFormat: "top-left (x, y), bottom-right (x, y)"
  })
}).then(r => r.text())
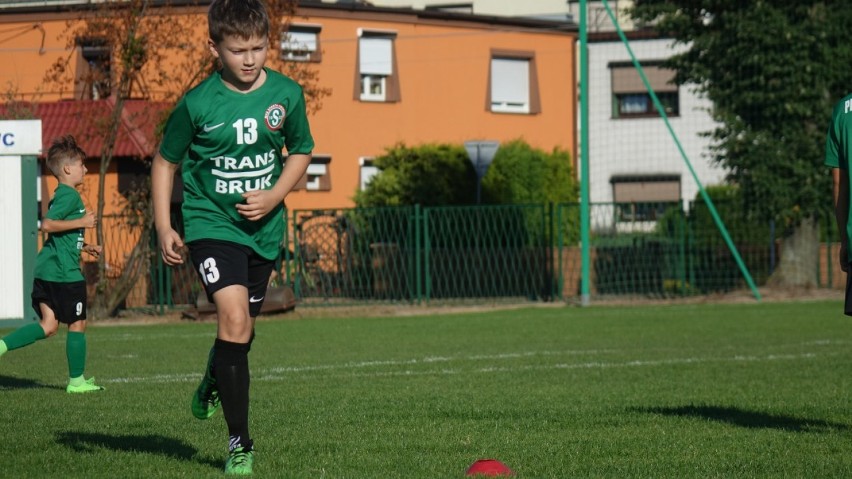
top-left (0, 99), bottom-right (168, 158)
top-left (0, 0), bottom-right (577, 32)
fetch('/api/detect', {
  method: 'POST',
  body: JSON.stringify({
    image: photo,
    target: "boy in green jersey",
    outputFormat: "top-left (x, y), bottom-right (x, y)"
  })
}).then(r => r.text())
top-left (0, 135), bottom-right (104, 393)
top-left (151, 0), bottom-right (314, 474)
top-left (826, 93), bottom-right (852, 314)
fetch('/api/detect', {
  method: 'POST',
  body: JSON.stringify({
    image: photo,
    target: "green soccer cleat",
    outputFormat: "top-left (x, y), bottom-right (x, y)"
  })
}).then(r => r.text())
top-left (66, 377), bottom-right (105, 394)
top-left (224, 446), bottom-right (254, 475)
top-left (191, 372), bottom-right (220, 419)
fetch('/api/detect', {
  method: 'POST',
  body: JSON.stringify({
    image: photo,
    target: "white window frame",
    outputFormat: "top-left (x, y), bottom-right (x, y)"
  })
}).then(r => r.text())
top-left (305, 162), bottom-right (327, 191)
top-left (77, 38), bottom-right (111, 100)
top-left (359, 31), bottom-right (394, 102)
top-left (360, 75), bottom-right (386, 102)
top-left (490, 57), bottom-right (530, 114)
top-left (611, 175), bottom-right (681, 232)
top-left (281, 28), bottom-right (318, 62)
top-left (359, 157), bottom-right (378, 190)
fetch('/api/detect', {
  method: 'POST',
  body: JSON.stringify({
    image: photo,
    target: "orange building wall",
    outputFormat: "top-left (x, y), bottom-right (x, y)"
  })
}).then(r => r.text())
top-left (1, 6), bottom-right (577, 211)
top-left (287, 10), bottom-right (576, 209)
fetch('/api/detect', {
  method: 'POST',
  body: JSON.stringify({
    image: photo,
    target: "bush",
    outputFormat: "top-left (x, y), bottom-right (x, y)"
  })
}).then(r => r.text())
top-left (354, 143), bottom-right (477, 207)
top-left (481, 139), bottom-right (578, 205)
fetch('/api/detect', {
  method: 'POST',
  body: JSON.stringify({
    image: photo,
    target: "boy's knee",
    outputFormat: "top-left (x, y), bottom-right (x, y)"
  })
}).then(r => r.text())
top-left (218, 308), bottom-right (251, 325)
top-left (40, 322), bottom-right (58, 337)
top-left (217, 310), bottom-right (253, 342)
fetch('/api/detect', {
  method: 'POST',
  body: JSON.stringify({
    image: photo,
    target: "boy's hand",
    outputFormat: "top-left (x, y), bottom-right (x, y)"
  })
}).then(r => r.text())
top-left (83, 244), bottom-right (102, 259)
top-left (158, 228), bottom-right (185, 266)
top-left (237, 190), bottom-right (282, 221)
top-left (82, 211), bottom-right (97, 228)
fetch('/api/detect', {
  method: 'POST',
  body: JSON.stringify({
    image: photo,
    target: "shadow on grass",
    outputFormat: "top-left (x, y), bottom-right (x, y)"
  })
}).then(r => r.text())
top-left (0, 374), bottom-right (62, 391)
top-left (55, 432), bottom-right (220, 469)
top-left (632, 405), bottom-right (850, 433)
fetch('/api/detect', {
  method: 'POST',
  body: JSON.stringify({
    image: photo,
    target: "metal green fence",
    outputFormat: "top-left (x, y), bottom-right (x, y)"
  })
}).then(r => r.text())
top-left (78, 213), bottom-right (157, 311)
top-left (103, 202), bottom-right (842, 312)
top-left (286, 204), bottom-right (556, 305)
top-left (285, 203), bottom-right (840, 306)
top-left (557, 202), bottom-right (841, 300)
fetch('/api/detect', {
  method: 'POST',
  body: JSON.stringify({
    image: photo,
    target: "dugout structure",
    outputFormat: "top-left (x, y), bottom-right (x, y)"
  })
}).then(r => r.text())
top-left (0, 120), bottom-right (41, 326)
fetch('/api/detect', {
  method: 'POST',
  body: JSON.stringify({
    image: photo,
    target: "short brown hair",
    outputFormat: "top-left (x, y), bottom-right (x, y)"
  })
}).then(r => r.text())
top-left (45, 135), bottom-right (86, 178)
top-left (208, 0), bottom-right (269, 43)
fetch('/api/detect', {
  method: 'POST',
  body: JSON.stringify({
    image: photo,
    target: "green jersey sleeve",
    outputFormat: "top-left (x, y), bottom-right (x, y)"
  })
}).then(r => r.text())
top-left (45, 184), bottom-right (82, 220)
top-left (826, 95), bottom-right (852, 169)
top-left (159, 97), bottom-right (195, 164)
top-left (283, 86), bottom-right (313, 156)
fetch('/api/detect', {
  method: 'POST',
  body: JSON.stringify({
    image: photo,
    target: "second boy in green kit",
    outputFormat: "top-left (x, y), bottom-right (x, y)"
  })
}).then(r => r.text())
top-left (152, 0), bottom-right (314, 474)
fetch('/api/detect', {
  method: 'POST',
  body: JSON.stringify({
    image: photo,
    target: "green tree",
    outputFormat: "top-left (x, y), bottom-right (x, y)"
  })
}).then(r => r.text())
top-left (631, 0), bottom-right (851, 287)
top-left (481, 139), bottom-right (578, 205)
top-left (354, 143), bottom-right (477, 207)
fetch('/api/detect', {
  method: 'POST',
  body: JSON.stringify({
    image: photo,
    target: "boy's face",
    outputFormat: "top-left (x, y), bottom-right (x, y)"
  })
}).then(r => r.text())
top-left (63, 157), bottom-right (87, 187)
top-left (209, 33), bottom-right (269, 91)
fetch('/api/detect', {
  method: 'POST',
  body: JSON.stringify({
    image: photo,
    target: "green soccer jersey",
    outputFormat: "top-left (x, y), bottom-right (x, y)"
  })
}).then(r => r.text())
top-left (33, 183), bottom-right (86, 282)
top-left (826, 92), bottom-right (852, 262)
top-left (159, 68), bottom-right (315, 260)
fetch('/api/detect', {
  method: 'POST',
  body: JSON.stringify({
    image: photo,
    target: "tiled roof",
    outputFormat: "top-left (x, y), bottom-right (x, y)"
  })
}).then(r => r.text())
top-left (0, 99), bottom-right (170, 158)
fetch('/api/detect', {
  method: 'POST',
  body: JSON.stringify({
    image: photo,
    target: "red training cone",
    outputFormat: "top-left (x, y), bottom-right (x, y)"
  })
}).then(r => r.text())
top-left (466, 459), bottom-right (514, 476)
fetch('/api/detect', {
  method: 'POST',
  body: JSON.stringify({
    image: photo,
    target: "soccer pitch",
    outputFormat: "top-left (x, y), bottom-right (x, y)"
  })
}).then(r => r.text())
top-left (2, 300), bottom-right (851, 478)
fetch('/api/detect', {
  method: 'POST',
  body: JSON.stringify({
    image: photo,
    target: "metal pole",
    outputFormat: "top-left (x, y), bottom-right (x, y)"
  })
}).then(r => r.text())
top-left (476, 144), bottom-right (482, 204)
top-left (579, 0), bottom-right (591, 306)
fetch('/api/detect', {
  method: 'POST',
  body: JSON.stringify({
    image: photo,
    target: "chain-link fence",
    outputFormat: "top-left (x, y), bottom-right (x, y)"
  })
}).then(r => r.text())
top-left (286, 205), bottom-right (555, 305)
top-left (75, 202), bottom-right (841, 314)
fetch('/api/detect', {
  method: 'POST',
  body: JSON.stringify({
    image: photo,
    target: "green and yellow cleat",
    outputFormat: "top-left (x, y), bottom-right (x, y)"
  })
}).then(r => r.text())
top-left (66, 377), bottom-right (105, 394)
top-left (191, 373), bottom-right (220, 419)
top-left (224, 446), bottom-right (254, 475)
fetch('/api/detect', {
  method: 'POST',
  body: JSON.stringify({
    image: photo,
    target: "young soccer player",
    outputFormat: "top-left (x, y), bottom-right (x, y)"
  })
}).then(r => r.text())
top-left (827, 92), bottom-right (852, 314)
top-left (151, 0), bottom-right (314, 474)
top-left (0, 135), bottom-right (104, 393)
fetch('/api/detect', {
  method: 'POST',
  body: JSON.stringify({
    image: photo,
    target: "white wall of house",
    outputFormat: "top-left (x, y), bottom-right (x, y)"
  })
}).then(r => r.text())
top-left (585, 38), bottom-right (723, 218)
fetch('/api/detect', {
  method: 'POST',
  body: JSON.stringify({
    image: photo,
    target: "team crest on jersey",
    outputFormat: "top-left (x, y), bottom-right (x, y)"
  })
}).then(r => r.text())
top-left (264, 104), bottom-right (286, 130)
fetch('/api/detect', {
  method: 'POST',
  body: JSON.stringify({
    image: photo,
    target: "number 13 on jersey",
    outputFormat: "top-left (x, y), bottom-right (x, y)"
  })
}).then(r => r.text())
top-left (233, 118), bottom-right (258, 145)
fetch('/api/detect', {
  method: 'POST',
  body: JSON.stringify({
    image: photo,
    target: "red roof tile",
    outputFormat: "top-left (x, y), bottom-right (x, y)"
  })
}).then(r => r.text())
top-left (1, 99), bottom-right (170, 158)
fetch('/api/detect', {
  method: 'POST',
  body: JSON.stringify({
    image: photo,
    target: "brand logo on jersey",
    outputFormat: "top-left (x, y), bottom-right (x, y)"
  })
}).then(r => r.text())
top-left (264, 104), bottom-right (286, 130)
top-left (203, 122), bottom-right (225, 133)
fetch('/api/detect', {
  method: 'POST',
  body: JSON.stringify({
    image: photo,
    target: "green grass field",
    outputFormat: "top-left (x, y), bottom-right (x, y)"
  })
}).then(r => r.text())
top-left (2, 300), bottom-right (852, 478)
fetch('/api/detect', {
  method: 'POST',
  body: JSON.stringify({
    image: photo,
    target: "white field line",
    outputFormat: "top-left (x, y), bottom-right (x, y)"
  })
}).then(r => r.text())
top-left (97, 332), bottom-right (215, 342)
top-left (102, 348), bottom-right (843, 385)
top-left (258, 352), bottom-right (834, 381)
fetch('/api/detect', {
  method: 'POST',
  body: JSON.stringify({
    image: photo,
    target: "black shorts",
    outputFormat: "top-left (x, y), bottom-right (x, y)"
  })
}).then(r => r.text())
top-left (31, 279), bottom-right (87, 324)
top-left (845, 266), bottom-right (852, 316)
top-left (188, 239), bottom-right (275, 317)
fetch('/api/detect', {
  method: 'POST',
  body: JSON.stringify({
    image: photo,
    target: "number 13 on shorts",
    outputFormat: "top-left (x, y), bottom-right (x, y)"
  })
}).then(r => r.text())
top-left (199, 257), bottom-right (220, 285)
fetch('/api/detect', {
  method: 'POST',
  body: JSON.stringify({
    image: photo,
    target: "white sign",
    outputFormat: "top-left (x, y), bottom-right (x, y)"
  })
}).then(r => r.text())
top-left (0, 120), bottom-right (42, 156)
top-left (464, 140), bottom-right (500, 179)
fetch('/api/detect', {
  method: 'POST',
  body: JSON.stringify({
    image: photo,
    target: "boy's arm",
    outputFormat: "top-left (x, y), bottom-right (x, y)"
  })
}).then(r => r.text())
top-left (152, 153), bottom-right (185, 265)
top-left (237, 153), bottom-right (312, 221)
top-left (834, 167), bottom-right (849, 273)
top-left (41, 210), bottom-right (96, 233)
top-left (82, 243), bottom-right (102, 259)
